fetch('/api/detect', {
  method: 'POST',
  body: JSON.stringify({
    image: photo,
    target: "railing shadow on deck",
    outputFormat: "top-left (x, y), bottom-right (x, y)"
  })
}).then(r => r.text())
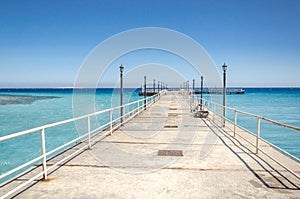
top-left (202, 117), bottom-right (300, 190)
top-left (185, 90), bottom-right (300, 190)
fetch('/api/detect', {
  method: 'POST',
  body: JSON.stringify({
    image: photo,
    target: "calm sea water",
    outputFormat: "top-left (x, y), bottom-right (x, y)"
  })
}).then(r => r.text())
top-left (0, 88), bottom-right (299, 182)
top-left (0, 88), bottom-right (142, 182)
top-left (225, 88), bottom-right (300, 159)
top-left (201, 88), bottom-right (300, 160)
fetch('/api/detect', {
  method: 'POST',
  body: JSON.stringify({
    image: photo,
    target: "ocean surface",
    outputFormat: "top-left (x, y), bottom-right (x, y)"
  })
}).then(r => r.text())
top-left (0, 88), bottom-right (299, 183)
top-left (225, 88), bottom-right (300, 159)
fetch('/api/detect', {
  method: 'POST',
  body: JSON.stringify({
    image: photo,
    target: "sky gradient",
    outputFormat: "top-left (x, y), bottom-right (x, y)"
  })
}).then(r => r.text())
top-left (0, 0), bottom-right (299, 88)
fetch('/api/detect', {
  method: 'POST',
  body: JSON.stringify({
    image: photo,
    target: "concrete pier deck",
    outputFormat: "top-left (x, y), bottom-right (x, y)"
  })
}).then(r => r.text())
top-left (3, 91), bottom-right (300, 198)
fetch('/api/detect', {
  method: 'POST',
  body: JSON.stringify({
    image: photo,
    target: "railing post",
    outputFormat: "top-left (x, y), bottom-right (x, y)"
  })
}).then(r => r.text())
top-left (234, 110), bottom-right (237, 137)
top-left (131, 103), bottom-right (134, 116)
top-left (222, 105), bottom-right (226, 127)
top-left (213, 103), bottom-right (215, 122)
top-left (190, 94), bottom-right (192, 112)
top-left (88, 116), bottom-right (91, 149)
top-left (256, 118), bottom-right (261, 154)
top-left (110, 110), bottom-right (113, 135)
top-left (40, 129), bottom-right (47, 180)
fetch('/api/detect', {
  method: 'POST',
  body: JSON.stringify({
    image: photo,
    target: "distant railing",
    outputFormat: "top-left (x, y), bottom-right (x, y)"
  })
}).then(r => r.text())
top-left (0, 92), bottom-right (161, 198)
top-left (192, 95), bottom-right (300, 180)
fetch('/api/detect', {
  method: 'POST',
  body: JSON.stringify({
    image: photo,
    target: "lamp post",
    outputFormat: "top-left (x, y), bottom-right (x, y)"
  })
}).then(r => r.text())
top-left (200, 76), bottom-right (203, 110)
top-left (222, 63), bottom-right (227, 127)
top-left (144, 76), bottom-right (146, 109)
top-left (192, 79), bottom-right (195, 91)
top-left (119, 64), bottom-right (124, 124)
top-left (153, 79), bottom-right (155, 93)
top-left (192, 79), bottom-right (195, 112)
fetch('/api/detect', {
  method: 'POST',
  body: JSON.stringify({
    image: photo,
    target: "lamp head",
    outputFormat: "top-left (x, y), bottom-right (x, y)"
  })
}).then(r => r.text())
top-left (222, 63), bottom-right (227, 72)
top-left (119, 64), bottom-right (124, 72)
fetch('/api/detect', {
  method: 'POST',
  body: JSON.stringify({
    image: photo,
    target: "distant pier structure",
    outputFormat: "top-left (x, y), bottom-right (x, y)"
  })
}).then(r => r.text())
top-left (138, 90), bottom-right (158, 96)
top-left (140, 88), bottom-right (245, 96)
top-left (139, 77), bottom-right (167, 96)
top-left (194, 88), bottom-right (245, 95)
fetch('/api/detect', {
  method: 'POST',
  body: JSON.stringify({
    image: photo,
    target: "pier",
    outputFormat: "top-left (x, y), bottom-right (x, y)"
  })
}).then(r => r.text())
top-left (140, 89), bottom-right (245, 96)
top-left (194, 88), bottom-right (245, 95)
top-left (138, 91), bottom-right (158, 96)
top-left (0, 91), bottom-right (299, 198)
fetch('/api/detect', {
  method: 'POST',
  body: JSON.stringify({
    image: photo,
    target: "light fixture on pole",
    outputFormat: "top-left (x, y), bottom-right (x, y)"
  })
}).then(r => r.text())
top-left (119, 64), bottom-right (124, 124)
top-left (222, 63), bottom-right (227, 127)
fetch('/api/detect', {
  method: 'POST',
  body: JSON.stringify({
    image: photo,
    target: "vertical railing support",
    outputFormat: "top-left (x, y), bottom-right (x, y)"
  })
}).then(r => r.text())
top-left (110, 110), bottom-right (113, 135)
top-left (256, 118), bottom-right (261, 154)
top-left (145, 97), bottom-right (148, 109)
top-left (88, 116), bottom-right (91, 149)
top-left (131, 103), bottom-right (134, 116)
top-left (40, 129), bottom-right (47, 180)
top-left (234, 110), bottom-right (237, 137)
top-left (213, 103), bottom-right (216, 122)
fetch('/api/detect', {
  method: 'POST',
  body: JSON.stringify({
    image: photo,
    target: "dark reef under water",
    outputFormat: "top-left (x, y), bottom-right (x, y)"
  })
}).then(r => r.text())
top-left (0, 94), bottom-right (60, 105)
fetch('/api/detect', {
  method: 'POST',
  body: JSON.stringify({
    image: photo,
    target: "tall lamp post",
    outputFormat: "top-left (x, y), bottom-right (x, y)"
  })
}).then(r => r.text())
top-left (192, 79), bottom-right (195, 93)
top-left (200, 76), bottom-right (203, 110)
top-left (144, 76), bottom-right (147, 109)
top-left (222, 63), bottom-right (227, 127)
top-left (120, 64), bottom-right (124, 124)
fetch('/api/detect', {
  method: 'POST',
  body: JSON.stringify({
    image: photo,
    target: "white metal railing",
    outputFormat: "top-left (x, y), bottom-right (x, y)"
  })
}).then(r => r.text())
top-left (192, 95), bottom-right (300, 180)
top-left (0, 92), bottom-right (161, 198)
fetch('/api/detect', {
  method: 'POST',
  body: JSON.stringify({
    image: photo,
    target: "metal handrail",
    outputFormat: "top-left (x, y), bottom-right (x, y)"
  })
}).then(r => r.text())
top-left (198, 97), bottom-right (300, 132)
top-left (0, 92), bottom-right (161, 198)
top-left (192, 95), bottom-right (300, 180)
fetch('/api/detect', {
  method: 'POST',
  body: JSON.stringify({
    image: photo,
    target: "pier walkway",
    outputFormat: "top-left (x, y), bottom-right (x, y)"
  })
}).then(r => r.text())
top-left (2, 91), bottom-right (300, 198)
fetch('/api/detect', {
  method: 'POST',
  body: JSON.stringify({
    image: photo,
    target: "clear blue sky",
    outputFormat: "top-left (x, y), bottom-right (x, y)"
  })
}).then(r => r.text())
top-left (0, 0), bottom-right (299, 88)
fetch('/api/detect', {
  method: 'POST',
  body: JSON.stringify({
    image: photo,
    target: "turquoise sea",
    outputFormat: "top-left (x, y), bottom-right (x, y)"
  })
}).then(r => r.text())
top-left (0, 88), bottom-right (299, 183)
top-left (225, 88), bottom-right (300, 159)
top-left (0, 88), bottom-right (142, 182)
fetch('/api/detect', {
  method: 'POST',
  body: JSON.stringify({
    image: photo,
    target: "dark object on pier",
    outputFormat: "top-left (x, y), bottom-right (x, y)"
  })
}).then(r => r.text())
top-left (139, 91), bottom-right (158, 96)
top-left (194, 89), bottom-right (245, 95)
top-left (194, 110), bottom-right (209, 118)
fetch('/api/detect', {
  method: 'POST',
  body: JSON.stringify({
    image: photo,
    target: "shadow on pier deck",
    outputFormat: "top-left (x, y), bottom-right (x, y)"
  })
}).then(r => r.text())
top-left (1, 91), bottom-right (299, 198)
